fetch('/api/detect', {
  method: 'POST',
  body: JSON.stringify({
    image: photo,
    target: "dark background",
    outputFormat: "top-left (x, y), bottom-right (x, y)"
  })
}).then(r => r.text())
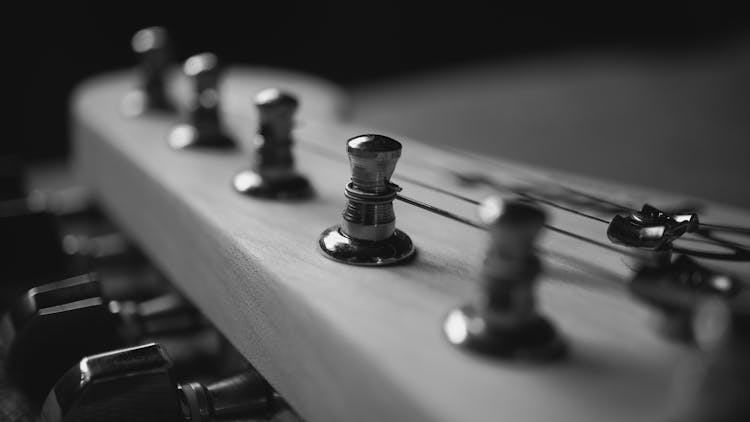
top-left (15, 2), bottom-right (749, 160)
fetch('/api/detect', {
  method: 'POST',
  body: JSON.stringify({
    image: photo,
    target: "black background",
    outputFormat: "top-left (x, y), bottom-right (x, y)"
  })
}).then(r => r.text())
top-left (15, 2), bottom-right (749, 160)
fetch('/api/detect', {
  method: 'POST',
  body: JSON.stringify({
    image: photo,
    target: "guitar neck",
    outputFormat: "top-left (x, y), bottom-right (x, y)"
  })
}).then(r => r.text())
top-left (72, 68), bottom-right (750, 422)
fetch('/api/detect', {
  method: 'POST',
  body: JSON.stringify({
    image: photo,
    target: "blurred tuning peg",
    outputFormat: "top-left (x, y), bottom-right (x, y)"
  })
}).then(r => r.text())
top-left (0, 155), bottom-right (25, 201)
top-left (319, 134), bottom-right (415, 265)
top-left (233, 88), bottom-right (313, 199)
top-left (607, 204), bottom-right (699, 268)
top-left (168, 52), bottom-right (235, 149)
top-left (444, 197), bottom-right (566, 360)
top-left (667, 299), bottom-right (750, 421)
top-left (40, 343), bottom-right (280, 422)
top-left (0, 274), bottom-right (204, 399)
top-left (629, 255), bottom-right (747, 343)
top-left (121, 26), bottom-right (176, 116)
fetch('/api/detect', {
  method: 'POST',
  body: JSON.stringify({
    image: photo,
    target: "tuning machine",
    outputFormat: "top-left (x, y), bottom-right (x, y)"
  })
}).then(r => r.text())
top-left (168, 52), bottom-right (236, 149)
top-left (0, 274), bottom-right (204, 398)
top-left (444, 197), bottom-right (566, 360)
top-left (233, 88), bottom-right (313, 199)
top-left (41, 343), bottom-right (280, 422)
top-left (319, 134), bottom-right (416, 266)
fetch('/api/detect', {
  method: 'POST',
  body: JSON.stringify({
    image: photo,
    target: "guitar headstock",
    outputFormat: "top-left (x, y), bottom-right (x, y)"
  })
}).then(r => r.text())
top-left (70, 48), bottom-right (750, 422)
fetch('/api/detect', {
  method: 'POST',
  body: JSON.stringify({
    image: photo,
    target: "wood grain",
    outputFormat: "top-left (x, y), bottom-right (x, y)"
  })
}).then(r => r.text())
top-left (72, 68), bottom-right (750, 422)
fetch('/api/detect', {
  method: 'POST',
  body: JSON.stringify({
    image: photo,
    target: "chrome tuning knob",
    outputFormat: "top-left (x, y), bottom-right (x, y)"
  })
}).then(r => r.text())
top-left (40, 343), bottom-right (278, 422)
top-left (444, 197), bottom-right (566, 360)
top-left (1, 274), bottom-right (201, 398)
top-left (319, 134), bottom-right (415, 266)
top-left (168, 53), bottom-right (235, 149)
top-left (121, 26), bottom-right (175, 116)
top-left (233, 88), bottom-right (313, 198)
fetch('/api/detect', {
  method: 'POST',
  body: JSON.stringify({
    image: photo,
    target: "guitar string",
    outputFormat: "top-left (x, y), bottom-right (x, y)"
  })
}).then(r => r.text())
top-left (234, 117), bottom-right (749, 249)
top-left (292, 135), bottom-right (717, 258)
top-left (395, 175), bottom-right (749, 252)
top-left (295, 138), bottom-right (635, 255)
top-left (436, 146), bottom-right (750, 235)
top-left (394, 174), bottom-right (611, 224)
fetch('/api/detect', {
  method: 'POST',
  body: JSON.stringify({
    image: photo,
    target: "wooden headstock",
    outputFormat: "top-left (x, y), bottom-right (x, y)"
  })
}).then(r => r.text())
top-left (71, 66), bottom-right (750, 422)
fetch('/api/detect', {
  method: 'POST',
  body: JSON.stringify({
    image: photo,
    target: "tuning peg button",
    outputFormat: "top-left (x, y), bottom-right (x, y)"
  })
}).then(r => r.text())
top-left (232, 89), bottom-right (313, 198)
top-left (319, 134), bottom-right (415, 266)
top-left (444, 197), bottom-right (566, 360)
top-left (40, 343), bottom-right (277, 422)
top-left (1, 274), bottom-right (201, 399)
top-left (168, 53), bottom-right (235, 149)
top-left (121, 26), bottom-right (175, 116)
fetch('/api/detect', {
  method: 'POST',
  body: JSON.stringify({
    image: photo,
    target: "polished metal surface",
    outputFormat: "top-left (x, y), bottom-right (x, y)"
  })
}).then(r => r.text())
top-left (1, 274), bottom-right (200, 399)
top-left (319, 134), bottom-right (415, 265)
top-left (39, 343), bottom-right (182, 422)
top-left (121, 27), bottom-right (175, 117)
top-left (444, 197), bottom-right (566, 360)
top-left (233, 88), bottom-right (312, 199)
top-left (319, 225), bottom-right (415, 266)
top-left (444, 305), bottom-right (566, 359)
top-left (39, 342), bottom-right (276, 422)
top-left (168, 53), bottom-right (235, 149)
top-left (1, 274), bottom-right (121, 399)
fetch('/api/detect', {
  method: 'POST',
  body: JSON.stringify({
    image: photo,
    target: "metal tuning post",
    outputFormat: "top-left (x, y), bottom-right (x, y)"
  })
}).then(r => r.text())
top-left (444, 197), bottom-right (566, 360)
top-left (167, 53), bottom-right (236, 150)
top-left (40, 343), bottom-right (277, 422)
top-left (121, 26), bottom-right (175, 116)
top-left (629, 255), bottom-right (746, 343)
top-left (319, 134), bottom-right (415, 266)
top-left (232, 88), bottom-right (313, 199)
top-left (667, 299), bottom-right (750, 421)
top-left (607, 204), bottom-right (698, 267)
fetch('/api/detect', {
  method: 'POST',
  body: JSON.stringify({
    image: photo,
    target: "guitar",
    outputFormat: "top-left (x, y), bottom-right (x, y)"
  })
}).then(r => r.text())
top-left (71, 64), bottom-right (750, 422)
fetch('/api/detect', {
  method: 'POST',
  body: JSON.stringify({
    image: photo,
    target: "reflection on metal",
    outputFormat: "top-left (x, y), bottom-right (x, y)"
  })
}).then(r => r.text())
top-left (319, 134), bottom-right (415, 266)
top-left (233, 89), bottom-right (313, 199)
top-left (167, 53), bottom-right (235, 150)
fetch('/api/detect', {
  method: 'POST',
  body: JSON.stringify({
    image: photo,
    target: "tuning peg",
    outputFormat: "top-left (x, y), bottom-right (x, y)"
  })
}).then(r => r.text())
top-left (167, 52), bottom-right (235, 149)
top-left (319, 134), bottom-right (416, 265)
top-left (0, 274), bottom-right (203, 399)
top-left (607, 204), bottom-right (698, 268)
top-left (444, 197), bottom-right (566, 360)
top-left (121, 26), bottom-right (175, 116)
top-left (233, 88), bottom-right (313, 199)
top-left (629, 255), bottom-right (746, 343)
top-left (40, 343), bottom-right (278, 422)
top-left (667, 299), bottom-right (750, 421)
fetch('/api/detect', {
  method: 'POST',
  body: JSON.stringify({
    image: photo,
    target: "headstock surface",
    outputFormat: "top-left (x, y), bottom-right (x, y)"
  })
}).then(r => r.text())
top-left (71, 67), bottom-right (750, 422)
